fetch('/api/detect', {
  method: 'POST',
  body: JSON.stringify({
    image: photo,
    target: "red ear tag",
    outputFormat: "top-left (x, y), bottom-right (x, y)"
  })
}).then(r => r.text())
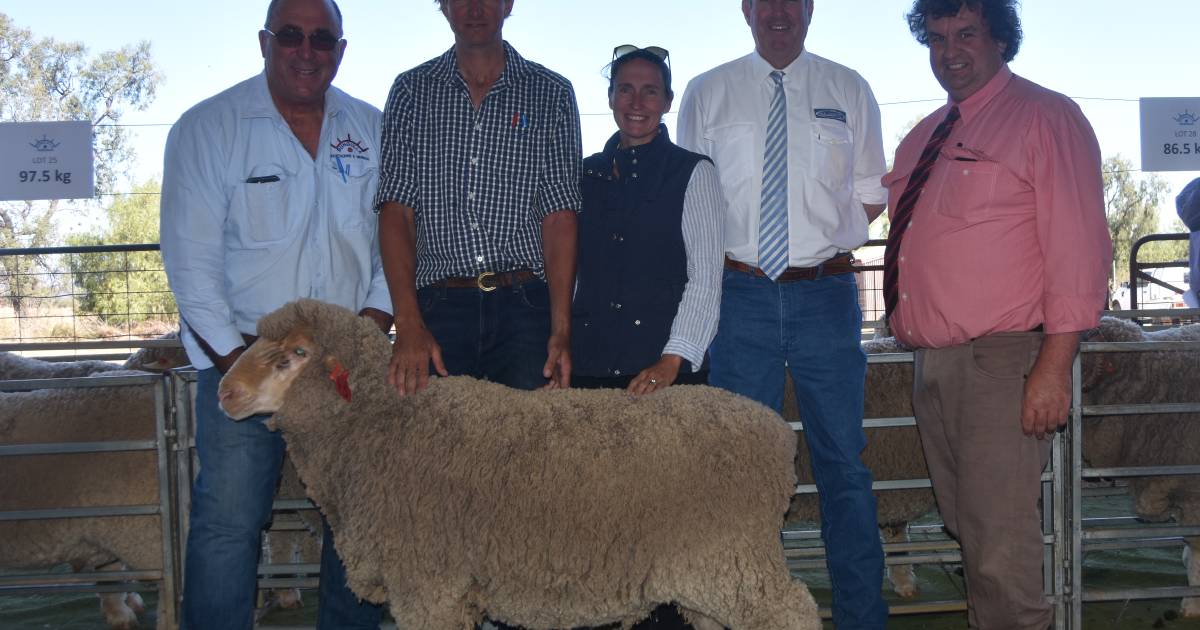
top-left (328, 359), bottom-right (352, 402)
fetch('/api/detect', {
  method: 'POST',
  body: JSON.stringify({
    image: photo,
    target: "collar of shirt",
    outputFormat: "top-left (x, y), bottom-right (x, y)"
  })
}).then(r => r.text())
top-left (601, 123), bottom-right (672, 158)
top-left (428, 40), bottom-right (531, 92)
top-left (241, 71), bottom-right (348, 123)
top-left (747, 48), bottom-right (810, 84)
top-left (597, 123), bottom-right (672, 183)
top-left (951, 64), bottom-right (1013, 125)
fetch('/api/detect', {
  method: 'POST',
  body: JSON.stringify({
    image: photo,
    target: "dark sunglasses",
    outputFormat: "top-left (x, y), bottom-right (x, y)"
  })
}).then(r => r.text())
top-left (264, 27), bottom-right (342, 52)
top-left (612, 45), bottom-right (670, 67)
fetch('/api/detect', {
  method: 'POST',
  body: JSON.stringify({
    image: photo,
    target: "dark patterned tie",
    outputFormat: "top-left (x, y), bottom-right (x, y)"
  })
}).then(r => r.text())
top-left (883, 106), bottom-right (961, 319)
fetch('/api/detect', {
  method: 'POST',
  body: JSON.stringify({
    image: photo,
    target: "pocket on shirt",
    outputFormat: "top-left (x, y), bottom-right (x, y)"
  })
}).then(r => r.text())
top-left (334, 165), bottom-right (378, 231)
top-left (933, 150), bottom-right (1000, 220)
top-left (707, 123), bottom-right (757, 192)
top-left (706, 123), bottom-right (756, 249)
top-left (810, 122), bottom-right (852, 188)
top-left (232, 165), bottom-right (294, 244)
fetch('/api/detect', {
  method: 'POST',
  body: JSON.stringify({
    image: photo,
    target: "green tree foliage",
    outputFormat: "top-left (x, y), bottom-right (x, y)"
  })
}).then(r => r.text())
top-left (67, 180), bottom-right (175, 325)
top-left (0, 12), bottom-right (161, 313)
top-left (1103, 155), bottom-right (1185, 287)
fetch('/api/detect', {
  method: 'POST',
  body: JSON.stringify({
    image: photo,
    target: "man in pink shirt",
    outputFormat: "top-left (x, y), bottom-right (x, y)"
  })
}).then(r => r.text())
top-left (883, 1), bottom-right (1111, 628)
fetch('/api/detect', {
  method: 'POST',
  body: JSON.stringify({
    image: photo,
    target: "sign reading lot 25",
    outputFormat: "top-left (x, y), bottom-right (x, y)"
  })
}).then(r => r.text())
top-left (0, 121), bottom-right (94, 201)
top-left (1141, 97), bottom-right (1200, 173)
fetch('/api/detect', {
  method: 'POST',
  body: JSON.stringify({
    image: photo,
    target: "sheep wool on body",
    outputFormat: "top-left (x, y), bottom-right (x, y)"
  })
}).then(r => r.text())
top-left (0, 370), bottom-right (167, 630)
top-left (234, 298), bottom-right (821, 630)
top-left (1082, 317), bottom-right (1200, 617)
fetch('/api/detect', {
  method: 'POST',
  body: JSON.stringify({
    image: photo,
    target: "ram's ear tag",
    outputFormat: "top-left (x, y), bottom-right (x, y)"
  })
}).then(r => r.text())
top-left (325, 356), bottom-right (352, 402)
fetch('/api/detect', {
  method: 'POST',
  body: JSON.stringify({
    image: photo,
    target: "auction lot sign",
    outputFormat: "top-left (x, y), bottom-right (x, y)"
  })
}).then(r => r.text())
top-left (0, 121), bottom-right (94, 201)
top-left (1141, 97), bottom-right (1200, 172)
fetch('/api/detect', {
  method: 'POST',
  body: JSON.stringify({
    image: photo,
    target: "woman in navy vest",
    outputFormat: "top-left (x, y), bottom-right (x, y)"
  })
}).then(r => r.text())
top-left (572, 45), bottom-right (725, 397)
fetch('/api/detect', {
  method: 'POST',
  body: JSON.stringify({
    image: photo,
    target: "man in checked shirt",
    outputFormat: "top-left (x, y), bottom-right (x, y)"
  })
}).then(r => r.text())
top-left (376, 0), bottom-right (580, 399)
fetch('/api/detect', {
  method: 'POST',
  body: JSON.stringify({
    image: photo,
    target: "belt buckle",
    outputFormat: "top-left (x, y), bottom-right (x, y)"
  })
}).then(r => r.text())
top-left (476, 271), bottom-right (497, 292)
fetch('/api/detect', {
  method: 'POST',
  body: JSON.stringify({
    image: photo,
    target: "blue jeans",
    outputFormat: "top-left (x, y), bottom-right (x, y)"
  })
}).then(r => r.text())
top-left (709, 268), bottom-right (887, 629)
top-left (182, 369), bottom-right (381, 629)
top-left (182, 368), bottom-right (287, 630)
top-left (318, 521), bottom-right (383, 629)
top-left (419, 278), bottom-right (552, 388)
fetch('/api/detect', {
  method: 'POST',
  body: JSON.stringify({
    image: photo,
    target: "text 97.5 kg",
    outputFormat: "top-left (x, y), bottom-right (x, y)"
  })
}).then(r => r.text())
top-left (19, 169), bottom-right (72, 184)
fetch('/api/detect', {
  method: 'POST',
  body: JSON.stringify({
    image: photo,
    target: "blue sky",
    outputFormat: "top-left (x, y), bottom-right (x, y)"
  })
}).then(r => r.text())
top-left (6, 0), bottom-right (1199, 223)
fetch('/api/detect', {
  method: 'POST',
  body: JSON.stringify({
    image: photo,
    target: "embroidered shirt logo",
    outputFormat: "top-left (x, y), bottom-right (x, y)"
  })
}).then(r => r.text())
top-left (814, 108), bottom-right (847, 123)
top-left (329, 134), bottom-right (371, 183)
top-left (511, 112), bottom-right (529, 129)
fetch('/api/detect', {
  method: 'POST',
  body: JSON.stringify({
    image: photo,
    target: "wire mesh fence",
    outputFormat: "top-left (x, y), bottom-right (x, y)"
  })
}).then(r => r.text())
top-left (0, 244), bottom-right (177, 345)
top-left (0, 236), bottom-right (1192, 345)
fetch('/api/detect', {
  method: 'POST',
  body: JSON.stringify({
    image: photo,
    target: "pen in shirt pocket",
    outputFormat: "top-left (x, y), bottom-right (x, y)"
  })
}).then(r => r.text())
top-left (245, 174), bottom-right (280, 183)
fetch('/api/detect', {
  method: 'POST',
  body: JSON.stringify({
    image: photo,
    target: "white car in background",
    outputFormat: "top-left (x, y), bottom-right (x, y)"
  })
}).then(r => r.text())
top-left (1111, 267), bottom-right (1190, 311)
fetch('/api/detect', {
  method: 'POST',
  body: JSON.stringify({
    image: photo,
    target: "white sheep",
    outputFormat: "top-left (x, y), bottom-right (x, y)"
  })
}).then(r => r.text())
top-left (0, 351), bottom-right (129, 379)
top-left (782, 336), bottom-right (931, 599)
top-left (0, 341), bottom-right (187, 630)
top-left (0, 371), bottom-right (168, 630)
top-left (123, 331), bottom-right (188, 372)
top-left (0, 332), bottom-right (187, 380)
top-left (217, 298), bottom-right (821, 630)
top-left (1082, 316), bottom-right (1200, 616)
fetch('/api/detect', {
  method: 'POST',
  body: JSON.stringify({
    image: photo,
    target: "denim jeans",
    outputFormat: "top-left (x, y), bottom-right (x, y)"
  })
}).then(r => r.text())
top-left (181, 369), bottom-right (380, 629)
top-left (318, 521), bottom-right (383, 629)
top-left (182, 367), bottom-right (287, 630)
top-left (419, 278), bottom-right (552, 388)
top-left (709, 268), bottom-right (887, 629)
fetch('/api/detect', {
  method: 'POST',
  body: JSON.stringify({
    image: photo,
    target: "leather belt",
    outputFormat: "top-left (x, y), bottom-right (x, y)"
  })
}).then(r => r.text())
top-left (724, 254), bottom-right (856, 282)
top-left (433, 270), bottom-right (537, 292)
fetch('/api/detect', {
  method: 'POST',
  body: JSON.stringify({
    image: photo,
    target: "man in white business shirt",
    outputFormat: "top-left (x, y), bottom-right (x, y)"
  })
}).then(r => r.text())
top-left (160, 0), bottom-right (391, 627)
top-left (676, 1), bottom-right (888, 627)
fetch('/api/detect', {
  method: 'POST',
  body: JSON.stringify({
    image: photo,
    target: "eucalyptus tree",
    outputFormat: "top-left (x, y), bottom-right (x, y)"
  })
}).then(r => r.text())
top-left (0, 12), bottom-right (161, 315)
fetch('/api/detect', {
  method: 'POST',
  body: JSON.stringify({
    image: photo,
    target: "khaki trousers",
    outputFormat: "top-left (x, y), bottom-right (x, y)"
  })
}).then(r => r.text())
top-left (913, 332), bottom-right (1053, 630)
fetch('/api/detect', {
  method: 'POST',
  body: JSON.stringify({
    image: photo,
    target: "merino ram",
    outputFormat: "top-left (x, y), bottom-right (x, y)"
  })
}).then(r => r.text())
top-left (1082, 316), bottom-right (1200, 616)
top-left (217, 298), bottom-right (820, 630)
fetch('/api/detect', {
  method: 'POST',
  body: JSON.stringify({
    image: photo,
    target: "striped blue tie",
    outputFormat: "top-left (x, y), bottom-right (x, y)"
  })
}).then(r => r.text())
top-left (759, 71), bottom-right (789, 280)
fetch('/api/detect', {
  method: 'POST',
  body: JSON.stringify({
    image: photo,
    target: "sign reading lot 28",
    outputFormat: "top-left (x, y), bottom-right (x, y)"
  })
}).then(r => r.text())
top-left (1141, 97), bottom-right (1200, 173)
top-left (0, 121), bottom-right (94, 201)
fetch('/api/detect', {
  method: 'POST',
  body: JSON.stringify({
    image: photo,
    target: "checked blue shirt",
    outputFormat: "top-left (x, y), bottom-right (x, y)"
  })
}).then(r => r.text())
top-left (374, 41), bottom-right (583, 288)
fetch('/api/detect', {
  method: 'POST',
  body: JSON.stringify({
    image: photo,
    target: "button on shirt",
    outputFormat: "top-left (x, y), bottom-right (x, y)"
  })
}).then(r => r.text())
top-left (883, 67), bottom-right (1112, 348)
top-left (373, 42), bottom-right (582, 288)
top-left (160, 73), bottom-right (391, 369)
top-left (677, 51), bottom-right (887, 266)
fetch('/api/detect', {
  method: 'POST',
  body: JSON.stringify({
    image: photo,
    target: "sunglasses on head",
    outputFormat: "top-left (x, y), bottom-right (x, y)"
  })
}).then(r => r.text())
top-left (264, 27), bottom-right (341, 52)
top-left (612, 45), bottom-right (670, 67)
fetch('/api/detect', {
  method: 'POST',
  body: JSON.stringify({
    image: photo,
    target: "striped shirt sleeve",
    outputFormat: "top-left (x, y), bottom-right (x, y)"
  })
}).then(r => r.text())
top-left (663, 159), bottom-right (725, 370)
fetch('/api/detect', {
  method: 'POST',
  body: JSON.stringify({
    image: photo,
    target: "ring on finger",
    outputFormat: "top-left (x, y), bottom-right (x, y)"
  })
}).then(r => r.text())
top-left (649, 378), bottom-right (658, 385)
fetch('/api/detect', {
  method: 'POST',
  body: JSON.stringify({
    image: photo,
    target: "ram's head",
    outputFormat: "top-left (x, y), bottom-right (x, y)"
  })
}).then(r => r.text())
top-left (218, 325), bottom-right (325, 420)
top-left (217, 299), bottom-right (376, 420)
